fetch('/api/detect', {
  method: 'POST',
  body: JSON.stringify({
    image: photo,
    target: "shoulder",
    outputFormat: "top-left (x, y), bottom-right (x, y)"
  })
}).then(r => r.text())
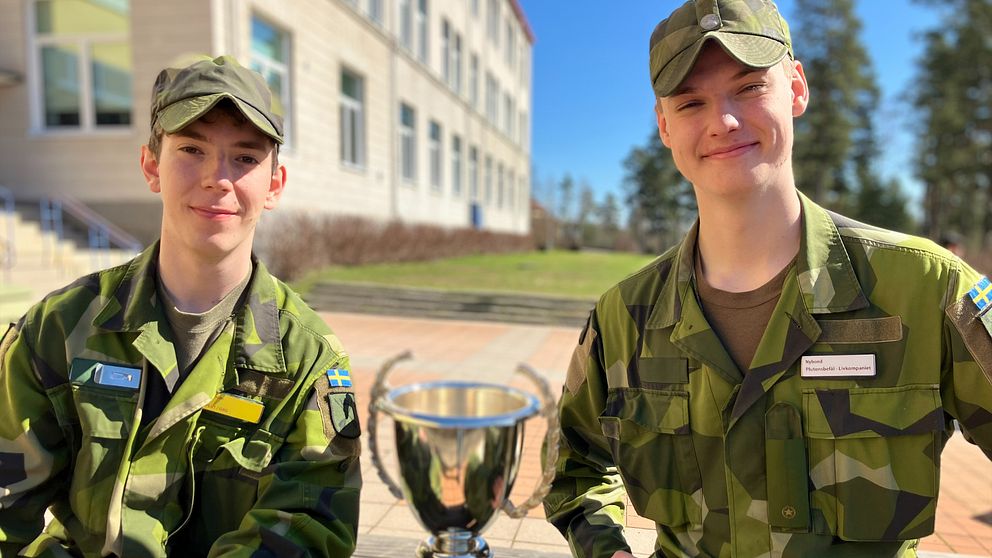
top-left (21, 262), bottom-right (130, 335)
top-left (262, 272), bottom-right (349, 365)
top-left (828, 211), bottom-right (962, 276)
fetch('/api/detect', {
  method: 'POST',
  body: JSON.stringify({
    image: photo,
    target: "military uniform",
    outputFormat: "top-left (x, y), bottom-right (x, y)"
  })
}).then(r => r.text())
top-left (0, 244), bottom-right (361, 557)
top-left (544, 194), bottom-right (992, 558)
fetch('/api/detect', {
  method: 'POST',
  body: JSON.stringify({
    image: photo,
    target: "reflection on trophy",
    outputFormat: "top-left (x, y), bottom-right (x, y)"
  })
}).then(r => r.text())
top-left (369, 351), bottom-right (559, 558)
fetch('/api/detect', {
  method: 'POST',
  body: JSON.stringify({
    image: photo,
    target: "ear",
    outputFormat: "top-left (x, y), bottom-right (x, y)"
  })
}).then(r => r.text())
top-left (789, 60), bottom-right (810, 117)
top-left (655, 100), bottom-right (672, 148)
top-left (140, 145), bottom-right (161, 193)
top-left (264, 163), bottom-right (287, 210)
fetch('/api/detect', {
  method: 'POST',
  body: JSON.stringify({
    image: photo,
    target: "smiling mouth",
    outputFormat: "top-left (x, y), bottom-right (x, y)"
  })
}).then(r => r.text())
top-left (703, 142), bottom-right (758, 159)
top-left (191, 206), bottom-right (237, 219)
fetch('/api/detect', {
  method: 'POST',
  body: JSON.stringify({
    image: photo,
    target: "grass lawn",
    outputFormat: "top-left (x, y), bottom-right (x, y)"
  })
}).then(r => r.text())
top-left (293, 250), bottom-right (657, 300)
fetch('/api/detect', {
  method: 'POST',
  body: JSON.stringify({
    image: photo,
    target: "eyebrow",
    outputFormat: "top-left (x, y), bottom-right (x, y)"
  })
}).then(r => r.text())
top-left (670, 67), bottom-right (765, 97)
top-left (172, 129), bottom-right (269, 151)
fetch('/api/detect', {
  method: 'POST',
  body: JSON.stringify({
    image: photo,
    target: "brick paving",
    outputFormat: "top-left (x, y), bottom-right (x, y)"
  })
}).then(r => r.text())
top-left (323, 311), bottom-right (992, 557)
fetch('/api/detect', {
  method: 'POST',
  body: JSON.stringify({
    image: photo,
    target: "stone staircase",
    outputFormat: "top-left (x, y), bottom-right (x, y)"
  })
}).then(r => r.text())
top-left (305, 281), bottom-right (595, 327)
top-left (0, 210), bottom-right (138, 323)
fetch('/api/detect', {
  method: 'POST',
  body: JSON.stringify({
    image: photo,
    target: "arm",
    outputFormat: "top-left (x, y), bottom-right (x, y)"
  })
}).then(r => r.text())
top-left (208, 353), bottom-right (361, 558)
top-left (543, 309), bottom-right (632, 558)
top-left (942, 267), bottom-right (992, 457)
top-left (0, 322), bottom-right (70, 554)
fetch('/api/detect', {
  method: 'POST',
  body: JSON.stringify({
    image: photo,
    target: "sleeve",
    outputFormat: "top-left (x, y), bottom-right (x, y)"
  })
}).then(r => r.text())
top-left (941, 265), bottom-right (992, 459)
top-left (543, 308), bottom-right (632, 558)
top-left (0, 321), bottom-right (70, 555)
top-left (207, 349), bottom-right (361, 558)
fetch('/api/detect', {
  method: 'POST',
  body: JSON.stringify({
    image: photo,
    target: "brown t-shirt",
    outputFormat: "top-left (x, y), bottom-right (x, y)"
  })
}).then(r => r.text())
top-left (695, 257), bottom-right (794, 373)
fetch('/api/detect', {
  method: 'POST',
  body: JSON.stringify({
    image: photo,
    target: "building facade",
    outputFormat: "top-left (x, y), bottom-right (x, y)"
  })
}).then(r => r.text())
top-left (0, 0), bottom-right (533, 243)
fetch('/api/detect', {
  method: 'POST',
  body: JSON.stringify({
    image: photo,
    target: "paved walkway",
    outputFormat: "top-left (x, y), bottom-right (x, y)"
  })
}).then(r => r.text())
top-left (322, 311), bottom-right (992, 557)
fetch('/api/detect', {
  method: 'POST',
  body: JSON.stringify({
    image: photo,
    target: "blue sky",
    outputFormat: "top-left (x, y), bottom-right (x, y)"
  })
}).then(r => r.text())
top-left (518, 0), bottom-right (937, 214)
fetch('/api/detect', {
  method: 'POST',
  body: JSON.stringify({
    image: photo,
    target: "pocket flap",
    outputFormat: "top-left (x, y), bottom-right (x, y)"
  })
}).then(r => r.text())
top-left (220, 429), bottom-right (282, 473)
top-left (803, 385), bottom-right (942, 439)
top-left (602, 389), bottom-right (689, 434)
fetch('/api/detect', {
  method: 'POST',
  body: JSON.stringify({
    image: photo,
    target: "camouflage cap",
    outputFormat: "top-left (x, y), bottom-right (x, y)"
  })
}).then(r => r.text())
top-left (649, 0), bottom-right (793, 98)
top-left (150, 55), bottom-right (284, 144)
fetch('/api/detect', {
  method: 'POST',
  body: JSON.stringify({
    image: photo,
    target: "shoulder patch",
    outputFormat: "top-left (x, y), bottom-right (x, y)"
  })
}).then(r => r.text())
top-left (326, 368), bottom-right (352, 388)
top-left (328, 392), bottom-right (361, 439)
top-left (968, 276), bottom-right (992, 316)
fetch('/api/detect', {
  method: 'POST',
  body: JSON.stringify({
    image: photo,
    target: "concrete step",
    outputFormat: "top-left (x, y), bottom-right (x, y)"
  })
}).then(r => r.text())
top-left (306, 281), bottom-right (594, 327)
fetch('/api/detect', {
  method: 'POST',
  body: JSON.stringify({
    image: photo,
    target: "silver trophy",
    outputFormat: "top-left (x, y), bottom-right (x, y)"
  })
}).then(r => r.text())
top-left (368, 351), bottom-right (559, 558)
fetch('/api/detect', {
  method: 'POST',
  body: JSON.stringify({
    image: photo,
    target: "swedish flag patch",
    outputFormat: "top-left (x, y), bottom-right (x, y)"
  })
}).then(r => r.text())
top-left (327, 368), bottom-right (352, 388)
top-left (968, 276), bottom-right (992, 315)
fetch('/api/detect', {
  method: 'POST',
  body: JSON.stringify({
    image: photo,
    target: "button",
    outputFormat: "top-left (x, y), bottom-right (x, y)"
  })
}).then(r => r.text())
top-left (700, 14), bottom-right (722, 31)
top-left (781, 505), bottom-right (797, 520)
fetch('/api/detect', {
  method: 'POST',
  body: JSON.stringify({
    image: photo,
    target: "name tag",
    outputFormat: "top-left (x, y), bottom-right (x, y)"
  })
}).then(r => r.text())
top-left (203, 393), bottom-right (265, 423)
top-left (94, 363), bottom-right (142, 390)
top-left (801, 354), bottom-right (876, 378)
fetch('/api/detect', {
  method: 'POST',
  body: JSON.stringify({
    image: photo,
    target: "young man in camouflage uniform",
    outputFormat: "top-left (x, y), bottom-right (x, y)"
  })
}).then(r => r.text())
top-left (0, 55), bottom-right (361, 556)
top-left (544, 1), bottom-right (992, 557)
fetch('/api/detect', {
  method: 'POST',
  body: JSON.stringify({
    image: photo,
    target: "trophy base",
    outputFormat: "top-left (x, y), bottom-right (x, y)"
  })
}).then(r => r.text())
top-left (416, 530), bottom-right (492, 558)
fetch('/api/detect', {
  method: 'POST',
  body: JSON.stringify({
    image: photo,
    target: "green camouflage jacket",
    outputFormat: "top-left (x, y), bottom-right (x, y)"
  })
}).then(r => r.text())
top-left (0, 244), bottom-right (361, 557)
top-left (544, 193), bottom-right (992, 558)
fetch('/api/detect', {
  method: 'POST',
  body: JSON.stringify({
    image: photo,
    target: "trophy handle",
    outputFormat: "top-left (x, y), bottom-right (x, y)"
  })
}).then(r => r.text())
top-left (367, 349), bottom-right (413, 500)
top-left (502, 362), bottom-right (560, 519)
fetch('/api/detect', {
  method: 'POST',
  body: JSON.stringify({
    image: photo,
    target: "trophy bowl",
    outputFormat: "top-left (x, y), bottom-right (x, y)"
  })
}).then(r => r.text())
top-left (369, 352), bottom-right (559, 558)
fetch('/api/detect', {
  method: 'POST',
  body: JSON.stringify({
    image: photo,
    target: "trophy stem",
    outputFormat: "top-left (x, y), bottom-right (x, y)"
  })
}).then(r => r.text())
top-left (416, 529), bottom-right (492, 558)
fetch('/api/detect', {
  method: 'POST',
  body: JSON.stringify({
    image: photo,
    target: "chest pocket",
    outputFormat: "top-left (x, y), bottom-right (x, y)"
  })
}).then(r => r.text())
top-left (599, 388), bottom-right (702, 528)
top-left (802, 385), bottom-right (943, 541)
top-left (70, 382), bottom-right (139, 534)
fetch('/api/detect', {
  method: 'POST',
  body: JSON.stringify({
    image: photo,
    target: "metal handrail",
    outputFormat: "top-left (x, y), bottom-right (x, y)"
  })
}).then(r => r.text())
top-left (51, 194), bottom-right (142, 253)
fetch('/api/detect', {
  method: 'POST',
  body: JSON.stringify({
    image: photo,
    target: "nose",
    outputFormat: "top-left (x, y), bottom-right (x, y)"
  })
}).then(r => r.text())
top-left (707, 99), bottom-right (741, 136)
top-left (203, 154), bottom-right (235, 191)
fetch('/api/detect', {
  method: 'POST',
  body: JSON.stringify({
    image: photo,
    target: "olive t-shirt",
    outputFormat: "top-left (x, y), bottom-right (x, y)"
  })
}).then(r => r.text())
top-left (695, 257), bottom-right (794, 373)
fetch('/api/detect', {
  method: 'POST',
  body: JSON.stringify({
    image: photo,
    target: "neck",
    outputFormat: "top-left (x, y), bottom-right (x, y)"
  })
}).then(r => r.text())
top-left (157, 239), bottom-right (252, 313)
top-left (695, 186), bottom-right (801, 293)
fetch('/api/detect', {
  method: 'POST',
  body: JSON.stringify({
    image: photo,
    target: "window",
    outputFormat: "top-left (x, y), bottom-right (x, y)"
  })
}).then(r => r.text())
top-left (400, 103), bottom-right (417, 182)
top-left (453, 33), bottom-right (463, 94)
top-left (368, 0), bottom-right (384, 24)
top-left (484, 156), bottom-right (493, 205)
top-left (451, 135), bottom-right (463, 196)
top-left (487, 0), bottom-right (500, 46)
top-left (519, 174), bottom-right (527, 211)
top-left (31, 0), bottom-right (133, 131)
top-left (400, 0), bottom-right (413, 50)
top-left (468, 146), bottom-right (479, 201)
top-left (340, 69), bottom-right (364, 168)
top-left (519, 109), bottom-right (528, 148)
top-left (417, 0), bottom-right (429, 63)
top-left (507, 169), bottom-right (515, 209)
top-left (497, 162), bottom-right (504, 208)
top-left (251, 16), bottom-right (292, 145)
top-left (485, 73), bottom-right (498, 124)
top-left (441, 19), bottom-right (450, 84)
top-left (503, 91), bottom-right (513, 137)
top-left (429, 120), bottom-right (442, 191)
top-left (469, 53), bottom-right (479, 108)
top-left (472, 0), bottom-right (479, 17)
top-left (505, 17), bottom-right (515, 67)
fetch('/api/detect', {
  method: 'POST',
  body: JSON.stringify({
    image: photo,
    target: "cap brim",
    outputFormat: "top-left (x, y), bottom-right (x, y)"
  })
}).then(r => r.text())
top-left (156, 92), bottom-right (284, 144)
top-left (653, 33), bottom-right (789, 97)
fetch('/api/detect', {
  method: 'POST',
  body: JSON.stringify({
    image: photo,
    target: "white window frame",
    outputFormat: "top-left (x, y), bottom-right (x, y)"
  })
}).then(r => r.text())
top-left (368, 0), bottom-right (384, 25)
top-left (497, 161), bottom-right (504, 209)
top-left (340, 67), bottom-right (365, 169)
top-left (429, 120), bottom-right (442, 191)
top-left (400, 102), bottom-right (417, 183)
top-left (507, 169), bottom-right (515, 210)
top-left (400, 0), bottom-right (413, 50)
top-left (487, 0), bottom-right (500, 46)
top-left (453, 33), bottom-right (463, 95)
top-left (505, 17), bottom-right (514, 67)
top-left (451, 135), bottom-right (463, 197)
top-left (441, 18), bottom-right (450, 85)
top-left (484, 155), bottom-right (493, 205)
top-left (469, 53), bottom-right (479, 108)
top-left (27, 0), bottom-right (133, 134)
top-left (468, 146), bottom-right (479, 201)
top-left (250, 14), bottom-right (293, 147)
top-left (417, 0), bottom-right (429, 63)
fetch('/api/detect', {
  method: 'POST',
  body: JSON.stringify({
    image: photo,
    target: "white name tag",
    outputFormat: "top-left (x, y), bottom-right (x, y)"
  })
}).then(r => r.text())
top-left (801, 354), bottom-right (876, 378)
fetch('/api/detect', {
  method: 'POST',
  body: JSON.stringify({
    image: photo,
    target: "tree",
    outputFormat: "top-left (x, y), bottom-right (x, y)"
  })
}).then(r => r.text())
top-left (912, 0), bottom-right (992, 251)
top-left (577, 183), bottom-right (598, 248)
top-left (791, 0), bottom-right (880, 212)
top-left (623, 131), bottom-right (696, 253)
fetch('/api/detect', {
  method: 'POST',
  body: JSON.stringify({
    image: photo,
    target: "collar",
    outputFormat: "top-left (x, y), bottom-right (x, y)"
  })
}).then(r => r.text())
top-left (93, 242), bottom-right (287, 374)
top-left (646, 191), bottom-right (868, 329)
